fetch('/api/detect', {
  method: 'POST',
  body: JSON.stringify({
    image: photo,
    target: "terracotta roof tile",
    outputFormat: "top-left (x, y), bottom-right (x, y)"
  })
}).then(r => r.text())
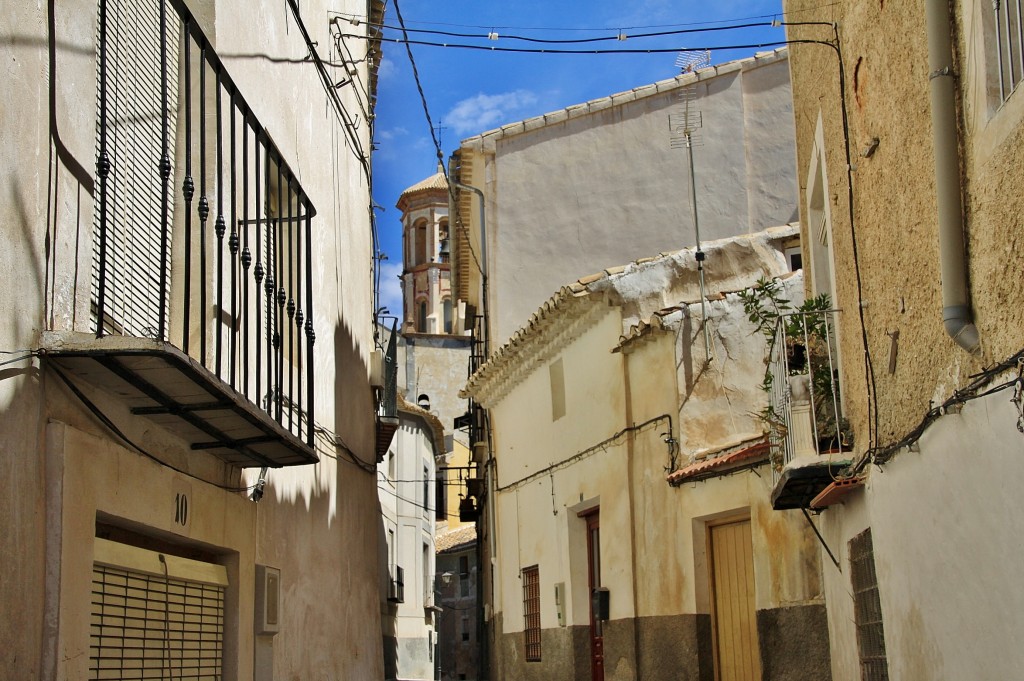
top-left (667, 441), bottom-right (770, 484)
top-left (435, 524), bottom-right (477, 553)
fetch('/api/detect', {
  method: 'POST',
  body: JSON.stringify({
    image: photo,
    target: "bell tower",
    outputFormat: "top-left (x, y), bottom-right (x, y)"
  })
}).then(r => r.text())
top-left (396, 164), bottom-right (453, 335)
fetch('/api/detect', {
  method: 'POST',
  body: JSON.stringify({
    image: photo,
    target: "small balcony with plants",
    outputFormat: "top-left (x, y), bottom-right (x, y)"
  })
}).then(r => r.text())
top-left (740, 278), bottom-right (853, 510)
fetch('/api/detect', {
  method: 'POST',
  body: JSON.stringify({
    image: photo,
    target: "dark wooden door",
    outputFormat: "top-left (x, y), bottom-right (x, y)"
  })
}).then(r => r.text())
top-left (586, 511), bottom-right (604, 681)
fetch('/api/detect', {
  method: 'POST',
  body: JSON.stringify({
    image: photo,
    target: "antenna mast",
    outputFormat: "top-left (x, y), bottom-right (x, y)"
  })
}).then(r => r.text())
top-left (670, 50), bottom-right (712, 364)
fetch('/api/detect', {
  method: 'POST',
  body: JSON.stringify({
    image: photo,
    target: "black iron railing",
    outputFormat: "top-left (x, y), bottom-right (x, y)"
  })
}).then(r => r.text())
top-left (93, 0), bottom-right (315, 446)
top-left (381, 321), bottom-right (398, 420)
top-left (466, 314), bottom-right (489, 450)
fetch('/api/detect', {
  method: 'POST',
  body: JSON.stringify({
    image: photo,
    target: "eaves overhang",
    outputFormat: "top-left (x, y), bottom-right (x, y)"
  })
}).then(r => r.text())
top-left (460, 289), bottom-right (611, 407)
top-left (43, 331), bottom-right (318, 468)
top-left (460, 48), bottom-right (789, 150)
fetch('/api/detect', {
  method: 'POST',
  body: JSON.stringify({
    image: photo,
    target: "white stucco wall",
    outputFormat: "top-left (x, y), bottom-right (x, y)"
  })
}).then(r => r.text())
top-left (818, 383), bottom-right (1024, 681)
top-left (380, 417), bottom-right (438, 681)
top-left (459, 51), bottom-right (797, 345)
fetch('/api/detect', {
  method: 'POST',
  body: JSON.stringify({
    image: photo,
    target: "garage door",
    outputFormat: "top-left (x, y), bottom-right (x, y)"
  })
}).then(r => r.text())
top-left (90, 537), bottom-right (228, 680)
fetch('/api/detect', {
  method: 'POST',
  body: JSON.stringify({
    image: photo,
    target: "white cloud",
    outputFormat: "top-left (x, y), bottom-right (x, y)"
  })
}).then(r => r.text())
top-left (377, 261), bottom-right (404, 320)
top-left (376, 56), bottom-right (397, 81)
top-left (377, 126), bottom-right (408, 142)
top-left (444, 90), bottom-right (540, 136)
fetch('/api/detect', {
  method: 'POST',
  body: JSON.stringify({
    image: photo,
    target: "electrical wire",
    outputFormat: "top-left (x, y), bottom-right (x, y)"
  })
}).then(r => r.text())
top-left (856, 347), bottom-right (1024, 471)
top-left (377, 483), bottom-right (435, 513)
top-left (497, 414), bottom-right (671, 492)
top-left (332, 4), bottom-right (840, 32)
top-left (390, 0), bottom-right (445, 164)
top-left (0, 353), bottom-right (39, 368)
top-left (345, 34), bottom-right (794, 55)
top-left (388, 0), bottom-right (486, 280)
top-left (284, 0), bottom-right (372, 183)
top-left (370, 21), bottom-right (780, 44)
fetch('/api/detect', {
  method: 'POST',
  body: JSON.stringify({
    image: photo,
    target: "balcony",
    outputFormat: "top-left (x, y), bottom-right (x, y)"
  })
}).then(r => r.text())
top-left (766, 308), bottom-right (853, 509)
top-left (375, 322), bottom-right (400, 462)
top-left (43, 0), bottom-right (317, 468)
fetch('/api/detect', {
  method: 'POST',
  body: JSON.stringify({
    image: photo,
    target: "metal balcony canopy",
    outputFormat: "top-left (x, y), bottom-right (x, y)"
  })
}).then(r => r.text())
top-left (44, 333), bottom-right (317, 468)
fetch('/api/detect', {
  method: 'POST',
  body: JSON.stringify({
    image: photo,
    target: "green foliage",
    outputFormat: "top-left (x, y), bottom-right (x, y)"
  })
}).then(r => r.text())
top-left (742, 277), bottom-right (852, 452)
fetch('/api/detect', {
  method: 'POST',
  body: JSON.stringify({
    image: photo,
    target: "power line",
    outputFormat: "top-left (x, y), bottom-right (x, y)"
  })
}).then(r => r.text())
top-left (341, 34), bottom-right (805, 56)
top-left (284, 0), bottom-right (372, 182)
top-left (388, 0), bottom-right (486, 279)
top-left (331, 4), bottom-right (840, 32)
top-left (390, 0), bottom-right (444, 164)
top-left (47, 362), bottom-right (256, 493)
top-left (371, 21), bottom-right (780, 44)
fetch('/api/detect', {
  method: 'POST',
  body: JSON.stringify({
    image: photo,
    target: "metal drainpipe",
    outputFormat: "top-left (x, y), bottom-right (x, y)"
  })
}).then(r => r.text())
top-left (453, 181), bottom-right (489, 355)
top-left (925, 0), bottom-right (980, 353)
top-left (454, 180), bottom-right (498, 569)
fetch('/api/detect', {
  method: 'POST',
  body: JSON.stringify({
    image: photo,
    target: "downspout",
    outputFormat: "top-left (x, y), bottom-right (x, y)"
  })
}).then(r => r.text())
top-left (453, 180), bottom-right (496, 564)
top-left (453, 181), bottom-right (489, 356)
top-left (925, 0), bottom-right (981, 353)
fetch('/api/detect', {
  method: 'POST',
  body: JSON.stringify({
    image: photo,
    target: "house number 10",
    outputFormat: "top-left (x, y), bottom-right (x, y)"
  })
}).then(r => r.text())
top-left (174, 492), bottom-right (189, 527)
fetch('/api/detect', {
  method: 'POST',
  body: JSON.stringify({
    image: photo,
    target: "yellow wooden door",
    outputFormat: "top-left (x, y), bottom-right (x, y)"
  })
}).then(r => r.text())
top-left (709, 519), bottom-right (761, 681)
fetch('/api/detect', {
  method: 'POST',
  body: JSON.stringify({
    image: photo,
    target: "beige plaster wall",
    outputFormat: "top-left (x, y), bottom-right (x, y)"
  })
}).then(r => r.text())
top-left (784, 0), bottom-right (1024, 453)
top-left (785, 2), bottom-right (1024, 678)
top-left (484, 292), bottom-right (824, 676)
top-left (400, 336), bottom-right (471, 436)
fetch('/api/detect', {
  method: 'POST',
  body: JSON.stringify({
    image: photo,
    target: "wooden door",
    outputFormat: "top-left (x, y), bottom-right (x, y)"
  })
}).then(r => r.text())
top-left (586, 511), bottom-right (604, 681)
top-left (709, 519), bottom-right (761, 681)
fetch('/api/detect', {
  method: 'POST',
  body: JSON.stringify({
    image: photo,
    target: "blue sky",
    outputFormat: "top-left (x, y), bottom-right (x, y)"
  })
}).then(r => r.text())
top-left (369, 0), bottom-right (786, 317)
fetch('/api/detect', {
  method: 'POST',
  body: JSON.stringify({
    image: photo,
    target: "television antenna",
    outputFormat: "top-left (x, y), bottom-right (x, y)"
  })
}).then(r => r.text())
top-left (675, 49), bottom-right (711, 74)
top-left (669, 72), bottom-right (712, 364)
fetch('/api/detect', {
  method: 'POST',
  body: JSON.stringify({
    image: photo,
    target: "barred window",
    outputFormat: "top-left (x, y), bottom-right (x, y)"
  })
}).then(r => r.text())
top-left (522, 565), bottom-right (541, 662)
top-left (850, 529), bottom-right (889, 681)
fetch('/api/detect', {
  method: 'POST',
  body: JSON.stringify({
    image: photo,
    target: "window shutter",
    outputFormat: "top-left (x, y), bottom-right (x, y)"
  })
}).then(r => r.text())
top-left (93, 0), bottom-right (180, 337)
top-left (90, 538), bottom-right (227, 680)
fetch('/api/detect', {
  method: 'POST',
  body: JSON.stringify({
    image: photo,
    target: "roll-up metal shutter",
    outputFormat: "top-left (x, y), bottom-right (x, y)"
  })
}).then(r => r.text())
top-left (90, 538), bottom-right (227, 680)
top-left (93, 0), bottom-right (179, 337)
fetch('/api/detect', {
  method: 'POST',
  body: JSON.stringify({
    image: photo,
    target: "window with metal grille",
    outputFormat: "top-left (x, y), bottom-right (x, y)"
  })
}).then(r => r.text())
top-left (90, 538), bottom-right (227, 680)
top-left (993, 0), bottom-right (1024, 103)
top-left (850, 529), bottom-right (889, 681)
top-left (522, 565), bottom-right (541, 662)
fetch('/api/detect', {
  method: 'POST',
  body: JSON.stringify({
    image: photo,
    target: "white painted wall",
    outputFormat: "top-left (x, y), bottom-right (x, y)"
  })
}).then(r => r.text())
top-left (380, 415), bottom-right (438, 681)
top-left (818, 384), bottom-right (1024, 681)
top-left (458, 51), bottom-right (797, 345)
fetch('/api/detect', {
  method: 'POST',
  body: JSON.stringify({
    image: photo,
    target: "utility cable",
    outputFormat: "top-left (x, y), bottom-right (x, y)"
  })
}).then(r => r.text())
top-left (857, 347), bottom-right (1024, 471)
top-left (377, 483), bottom-right (435, 513)
top-left (331, 4), bottom-right (840, 32)
top-left (389, 0), bottom-right (486, 279)
top-left (369, 21), bottom-right (779, 44)
top-left (390, 0), bottom-right (444, 164)
top-left (343, 34), bottom-right (796, 55)
top-left (284, 0), bottom-right (372, 183)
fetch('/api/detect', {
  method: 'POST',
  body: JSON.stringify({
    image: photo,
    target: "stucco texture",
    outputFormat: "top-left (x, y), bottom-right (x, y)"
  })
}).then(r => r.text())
top-left (784, 0), bottom-right (1024, 453)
